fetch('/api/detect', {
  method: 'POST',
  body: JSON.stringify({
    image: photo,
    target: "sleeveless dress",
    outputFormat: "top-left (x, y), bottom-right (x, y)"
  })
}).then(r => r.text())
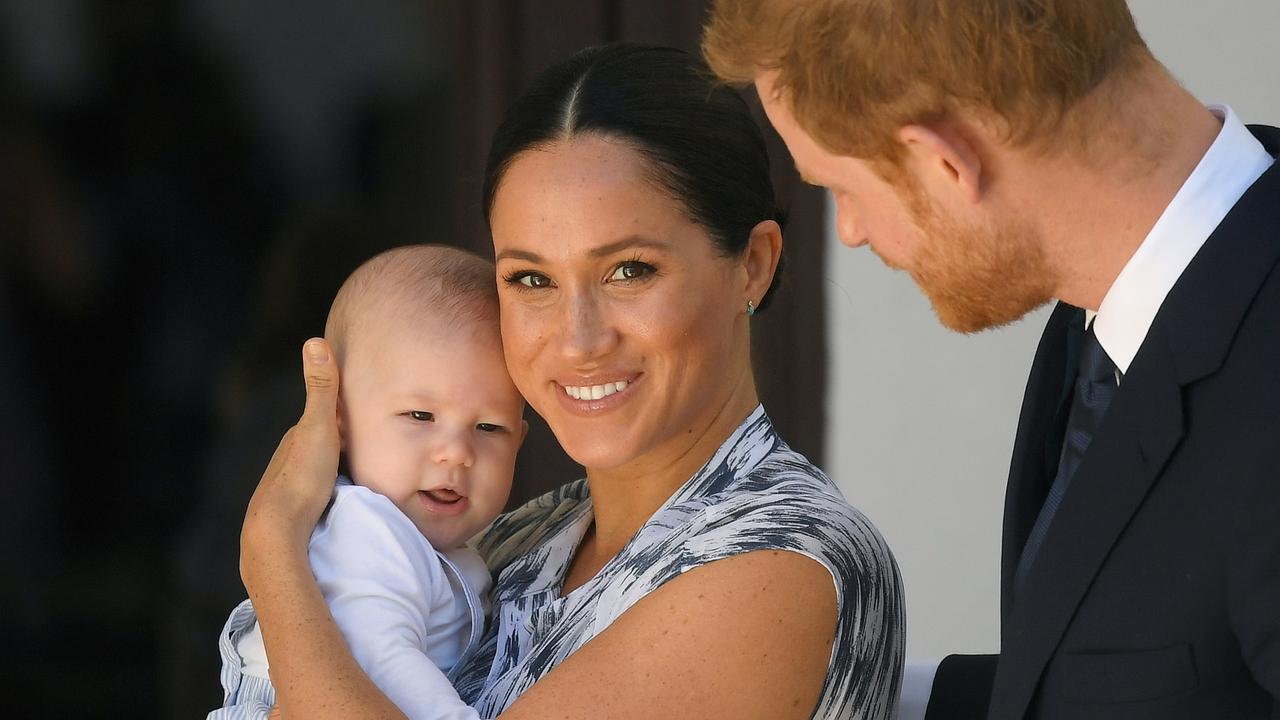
top-left (453, 406), bottom-right (904, 719)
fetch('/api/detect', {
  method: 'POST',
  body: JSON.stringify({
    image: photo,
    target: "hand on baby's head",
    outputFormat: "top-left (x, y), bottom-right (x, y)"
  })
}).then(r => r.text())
top-left (324, 245), bottom-right (526, 549)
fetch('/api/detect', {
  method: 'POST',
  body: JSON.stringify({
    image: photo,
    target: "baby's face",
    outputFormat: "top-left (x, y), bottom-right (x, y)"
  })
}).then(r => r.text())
top-left (339, 319), bottom-right (525, 549)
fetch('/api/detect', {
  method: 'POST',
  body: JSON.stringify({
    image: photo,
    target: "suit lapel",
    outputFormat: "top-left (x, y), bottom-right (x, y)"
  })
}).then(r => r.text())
top-left (991, 327), bottom-right (1185, 719)
top-left (999, 303), bottom-right (1080, 618)
top-left (991, 125), bottom-right (1280, 719)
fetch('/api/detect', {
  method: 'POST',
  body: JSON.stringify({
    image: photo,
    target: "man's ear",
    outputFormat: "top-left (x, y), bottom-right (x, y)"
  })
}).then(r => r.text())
top-left (741, 219), bottom-right (783, 309)
top-left (898, 122), bottom-right (984, 203)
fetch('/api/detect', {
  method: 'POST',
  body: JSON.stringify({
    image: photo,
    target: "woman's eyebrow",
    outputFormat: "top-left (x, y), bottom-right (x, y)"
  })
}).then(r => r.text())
top-left (587, 236), bottom-right (669, 258)
top-left (495, 248), bottom-right (543, 262)
top-left (496, 236), bottom-right (670, 263)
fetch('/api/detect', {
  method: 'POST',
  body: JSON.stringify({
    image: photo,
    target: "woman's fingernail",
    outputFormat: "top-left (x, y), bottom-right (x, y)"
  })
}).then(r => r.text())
top-left (305, 340), bottom-right (328, 364)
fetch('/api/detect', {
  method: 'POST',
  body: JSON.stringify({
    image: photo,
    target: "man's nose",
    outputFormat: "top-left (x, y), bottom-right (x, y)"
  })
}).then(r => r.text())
top-left (834, 200), bottom-right (869, 248)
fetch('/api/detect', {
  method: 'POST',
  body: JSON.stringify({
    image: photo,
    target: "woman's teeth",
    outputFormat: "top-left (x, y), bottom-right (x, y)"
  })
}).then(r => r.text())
top-left (564, 380), bottom-right (628, 400)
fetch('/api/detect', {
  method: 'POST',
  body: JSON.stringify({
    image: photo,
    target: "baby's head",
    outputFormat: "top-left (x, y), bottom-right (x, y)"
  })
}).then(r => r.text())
top-left (325, 245), bottom-right (526, 549)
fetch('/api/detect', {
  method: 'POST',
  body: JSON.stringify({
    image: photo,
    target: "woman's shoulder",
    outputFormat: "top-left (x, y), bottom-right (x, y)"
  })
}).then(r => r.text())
top-left (672, 441), bottom-right (896, 580)
top-left (474, 478), bottom-right (590, 575)
top-left (667, 442), bottom-right (905, 718)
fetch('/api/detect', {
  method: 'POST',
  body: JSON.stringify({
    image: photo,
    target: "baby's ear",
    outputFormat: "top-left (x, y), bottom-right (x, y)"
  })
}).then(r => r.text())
top-left (518, 419), bottom-right (530, 447)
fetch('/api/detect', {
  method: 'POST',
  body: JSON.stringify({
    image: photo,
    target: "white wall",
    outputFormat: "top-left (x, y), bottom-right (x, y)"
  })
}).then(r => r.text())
top-left (824, 1), bottom-right (1280, 659)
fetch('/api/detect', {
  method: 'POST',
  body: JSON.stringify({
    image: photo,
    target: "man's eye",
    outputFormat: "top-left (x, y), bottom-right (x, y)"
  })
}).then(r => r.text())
top-left (407, 410), bottom-right (434, 422)
top-left (608, 261), bottom-right (655, 282)
top-left (504, 271), bottom-right (553, 289)
top-left (476, 423), bottom-right (504, 433)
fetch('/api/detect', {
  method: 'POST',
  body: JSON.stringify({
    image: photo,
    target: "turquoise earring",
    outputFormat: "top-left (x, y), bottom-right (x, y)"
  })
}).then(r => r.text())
top-left (746, 299), bottom-right (756, 317)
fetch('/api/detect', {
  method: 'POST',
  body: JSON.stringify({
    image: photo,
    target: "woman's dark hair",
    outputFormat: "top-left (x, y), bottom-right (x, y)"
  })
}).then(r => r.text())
top-left (482, 43), bottom-right (787, 311)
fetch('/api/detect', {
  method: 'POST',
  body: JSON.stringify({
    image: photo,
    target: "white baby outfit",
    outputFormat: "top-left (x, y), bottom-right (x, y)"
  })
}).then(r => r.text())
top-left (210, 478), bottom-right (491, 720)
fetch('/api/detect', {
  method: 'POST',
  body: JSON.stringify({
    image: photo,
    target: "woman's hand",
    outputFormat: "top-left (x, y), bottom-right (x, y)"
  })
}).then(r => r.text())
top-left (240, 338), bottom-right (342, 589)
top-left (233, 339), bottom-right (405, 719)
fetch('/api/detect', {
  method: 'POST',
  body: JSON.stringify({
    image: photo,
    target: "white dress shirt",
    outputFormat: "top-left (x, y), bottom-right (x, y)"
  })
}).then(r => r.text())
top-left (898, 105), bottom-right (1275, 720)
top-left (1090, 105), bottom-right (1273, 373)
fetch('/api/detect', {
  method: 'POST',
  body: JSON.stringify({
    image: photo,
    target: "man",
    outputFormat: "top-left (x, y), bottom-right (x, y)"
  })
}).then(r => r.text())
top-left (704, 1), bottom-right (1280, 718)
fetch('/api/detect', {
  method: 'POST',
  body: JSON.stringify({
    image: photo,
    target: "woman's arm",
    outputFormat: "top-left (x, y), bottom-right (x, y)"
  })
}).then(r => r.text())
top-left (240, 340), bottom-right (407, 720)
top-left (500, 548), bottom-right (837, 720)
top-left (244, 341), bottom-right (840, 720)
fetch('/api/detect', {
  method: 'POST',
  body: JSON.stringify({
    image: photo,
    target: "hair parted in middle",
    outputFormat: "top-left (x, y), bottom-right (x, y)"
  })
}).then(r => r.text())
top-left (482, 42), bottom-right (788, 311)
top-left (703, 0), bottom-right (1153, 166)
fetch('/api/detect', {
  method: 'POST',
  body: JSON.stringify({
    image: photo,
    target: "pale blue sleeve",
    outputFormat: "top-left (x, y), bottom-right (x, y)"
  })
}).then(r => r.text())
top-left (897, 659), bottom-right (941, 720)
top-left (207, 599), bottom-right (275, 720)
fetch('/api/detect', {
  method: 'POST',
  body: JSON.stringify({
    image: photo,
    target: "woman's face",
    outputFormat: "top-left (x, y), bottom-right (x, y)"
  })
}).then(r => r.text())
top-left (490, 135), bottom-right (752, 471)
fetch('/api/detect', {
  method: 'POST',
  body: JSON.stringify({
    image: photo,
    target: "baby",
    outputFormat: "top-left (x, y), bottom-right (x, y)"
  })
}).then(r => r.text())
top-left (211, 245), bottom-right (526, 719)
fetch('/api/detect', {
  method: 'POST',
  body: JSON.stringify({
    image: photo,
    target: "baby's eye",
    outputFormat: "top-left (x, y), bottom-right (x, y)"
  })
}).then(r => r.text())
top-left (476, 423), bottom-right (505, 433)
top-left (505, 271), bottom-right (553, 289)
top-left (407, 410), bottom-right (434, 422)
top-left (608, 261), bottom-right (656, 282)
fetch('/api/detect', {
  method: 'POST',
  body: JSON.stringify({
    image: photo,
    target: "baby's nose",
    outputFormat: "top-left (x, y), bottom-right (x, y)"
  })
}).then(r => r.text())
top-left (431, 430), bottom-right (475, 468)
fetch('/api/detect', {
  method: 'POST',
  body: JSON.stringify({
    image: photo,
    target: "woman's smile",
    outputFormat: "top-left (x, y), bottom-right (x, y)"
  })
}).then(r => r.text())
top-left (561, 378), bottom-right (629, 400)
top-left (554, 373), bottom-right (642, 415)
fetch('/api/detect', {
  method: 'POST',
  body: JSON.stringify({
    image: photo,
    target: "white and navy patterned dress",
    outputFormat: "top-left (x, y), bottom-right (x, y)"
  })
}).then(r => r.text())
top-left (453, 406), bottom-right (904, 719)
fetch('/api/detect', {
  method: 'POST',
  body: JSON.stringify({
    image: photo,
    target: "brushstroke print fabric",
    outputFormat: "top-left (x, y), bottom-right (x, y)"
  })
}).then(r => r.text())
top-left (453, 406), bottom-right (904, 719)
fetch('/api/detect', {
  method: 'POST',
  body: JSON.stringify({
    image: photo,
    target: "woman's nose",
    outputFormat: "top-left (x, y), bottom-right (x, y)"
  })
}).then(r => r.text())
top-left (559, 289), bottom-right (619, 363)
top-left (431, 428), bottom-right (475, 468)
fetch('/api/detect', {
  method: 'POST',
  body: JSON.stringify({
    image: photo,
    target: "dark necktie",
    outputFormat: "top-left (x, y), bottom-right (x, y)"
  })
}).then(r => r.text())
top-left (1014, 324), bottom-right (1119, 594)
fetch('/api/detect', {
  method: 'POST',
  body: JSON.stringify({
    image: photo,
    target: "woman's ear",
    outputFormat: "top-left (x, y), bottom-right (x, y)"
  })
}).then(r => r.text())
top-left (898, 121), bottom-right (984, 204)
top-left (742, 219), bottom-right (783, 309)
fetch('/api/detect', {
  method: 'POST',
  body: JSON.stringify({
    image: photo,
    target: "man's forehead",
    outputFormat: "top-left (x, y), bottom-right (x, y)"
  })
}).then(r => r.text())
top-left (753, 68), bottom-right (782, 96)
top-left (753, 72), bottom-right (805, 142)
top-left (749, 77), bottom-right (822, 177)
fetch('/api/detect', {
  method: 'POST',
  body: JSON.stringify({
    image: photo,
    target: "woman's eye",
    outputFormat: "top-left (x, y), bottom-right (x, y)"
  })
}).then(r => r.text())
top-left (608, 261), bottom-right (655, 282)
top-left (506, 271), bottom-right (552, 289)
top-left (476, 423), bottom-right (504, 433)
top-left (407, 410), bottom-right (434, 422)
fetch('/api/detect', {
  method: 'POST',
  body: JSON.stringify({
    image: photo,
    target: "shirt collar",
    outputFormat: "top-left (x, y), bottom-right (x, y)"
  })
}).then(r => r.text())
top-left (1091, 105), bottom-right (1274, 374)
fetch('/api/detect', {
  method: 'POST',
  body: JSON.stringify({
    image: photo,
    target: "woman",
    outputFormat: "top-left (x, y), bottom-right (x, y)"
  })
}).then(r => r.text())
top-left (240, 44), bottom-right (903, 719)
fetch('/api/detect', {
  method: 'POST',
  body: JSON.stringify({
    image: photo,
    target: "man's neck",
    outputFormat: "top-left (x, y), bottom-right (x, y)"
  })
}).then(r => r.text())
top-left (1017, 67), bottom-right (1223, 311)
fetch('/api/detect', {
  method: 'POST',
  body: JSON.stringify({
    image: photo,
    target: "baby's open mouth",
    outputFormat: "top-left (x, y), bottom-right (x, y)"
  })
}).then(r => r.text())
top-left (422, 488), bottom-right (463, 504)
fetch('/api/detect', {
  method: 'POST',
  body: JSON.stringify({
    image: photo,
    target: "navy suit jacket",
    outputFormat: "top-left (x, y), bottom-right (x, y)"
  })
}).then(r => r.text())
top-left (927, 125), bottom-right (1280, 719)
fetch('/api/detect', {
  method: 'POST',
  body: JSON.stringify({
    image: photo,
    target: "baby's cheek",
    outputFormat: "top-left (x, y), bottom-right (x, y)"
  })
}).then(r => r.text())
top-left (345, 453), bottom-right (399, 500)
top-left (474, 465), bottom-right (514, 522)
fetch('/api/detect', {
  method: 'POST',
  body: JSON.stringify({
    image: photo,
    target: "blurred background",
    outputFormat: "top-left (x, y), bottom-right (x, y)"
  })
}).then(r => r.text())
top-left (0, 1), bottom-right (825, 716)
top-left (5, 0), bottom-right (1279, 717)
